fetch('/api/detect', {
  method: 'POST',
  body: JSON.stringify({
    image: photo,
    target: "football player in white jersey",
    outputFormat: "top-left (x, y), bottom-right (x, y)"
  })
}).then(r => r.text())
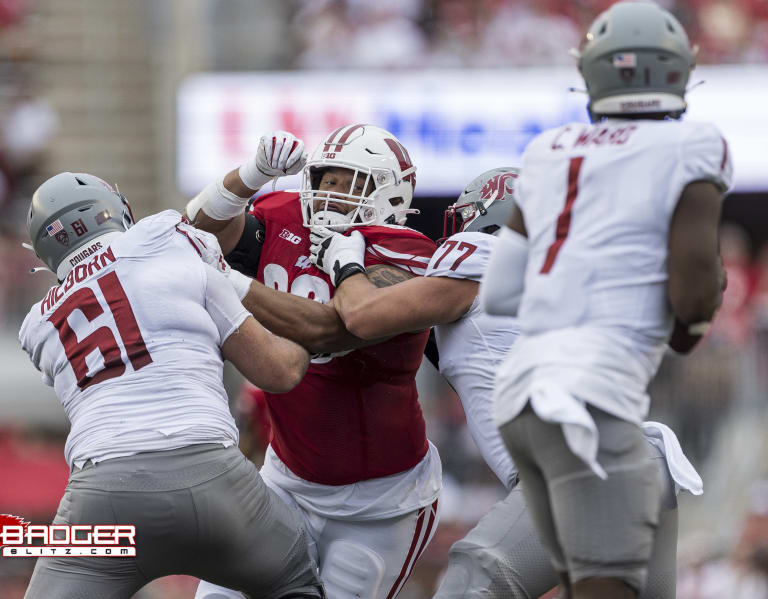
top-left (308, 167), bottom-right (704, 599)
top-left (480, 3), bottom-right (733, 599)
top-left (18, 173), bottom-right (323, 598)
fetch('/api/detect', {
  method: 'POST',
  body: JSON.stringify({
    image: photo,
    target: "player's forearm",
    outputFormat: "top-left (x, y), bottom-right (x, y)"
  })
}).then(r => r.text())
top-left (270, 335), bottom-right (311, 392)
top-left (333, 274), bottom-right (397, 339)
top-left (335, 274), bottom-right (475, 339)
top-left (241, 280), bottom-right (372, 353)
top-left (668, 257), bottom-right (723, 324)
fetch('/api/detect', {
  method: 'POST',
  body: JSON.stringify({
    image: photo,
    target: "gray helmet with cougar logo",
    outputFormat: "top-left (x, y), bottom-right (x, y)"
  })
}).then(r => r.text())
top-left (28, 172), bottom-right (134, 278)
top-left (577, 1), bottom-right (696, 119)
top-left (443, 167), bottom-right (520, 238)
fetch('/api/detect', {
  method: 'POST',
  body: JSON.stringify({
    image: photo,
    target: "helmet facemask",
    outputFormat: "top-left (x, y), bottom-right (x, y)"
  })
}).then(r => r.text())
top-left (300, 162), bottom-right (416, 231)
top-left (300, 124), bottom-right (418, 231)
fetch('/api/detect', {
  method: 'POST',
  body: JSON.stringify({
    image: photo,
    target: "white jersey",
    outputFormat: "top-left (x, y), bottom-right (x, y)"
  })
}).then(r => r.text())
top-left (426, 232), bottom-right (520, 490)
top-left (427, 231), bottom-right (703, 496)
top-left (19, 210), bottom-right (245, 468)
top-left (495, 118), bottom-right (733, 429)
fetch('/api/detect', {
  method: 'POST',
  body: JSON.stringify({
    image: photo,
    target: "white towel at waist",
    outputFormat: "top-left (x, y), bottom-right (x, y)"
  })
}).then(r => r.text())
top-left (641, 421), bottom-right (703, 496)
top-left (528, 378), bottom-right (607, 480)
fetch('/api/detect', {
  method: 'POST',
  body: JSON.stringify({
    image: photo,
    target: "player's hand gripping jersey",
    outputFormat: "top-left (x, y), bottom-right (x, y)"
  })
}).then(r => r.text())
top-left (496, 119), bottom-right (733, 428)
top-left (249, 192), bottom-right (436, 486)
top-left (19, 210), bottom-right (243, 468)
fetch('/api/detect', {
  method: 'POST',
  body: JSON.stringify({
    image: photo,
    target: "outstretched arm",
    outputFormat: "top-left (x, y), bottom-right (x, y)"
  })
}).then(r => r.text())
top-left (333, 268), bottom-right (479, 340)
top-left (186, 131), bottom-right (305, 254)
top-left (235, 263), bottom-right (419, 354)
top-left (667, 180), bottom-right (725, 353)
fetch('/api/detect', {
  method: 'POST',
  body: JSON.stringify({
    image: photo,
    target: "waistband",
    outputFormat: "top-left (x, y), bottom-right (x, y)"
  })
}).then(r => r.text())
top-left (69, 443), bottom-right (245, 492)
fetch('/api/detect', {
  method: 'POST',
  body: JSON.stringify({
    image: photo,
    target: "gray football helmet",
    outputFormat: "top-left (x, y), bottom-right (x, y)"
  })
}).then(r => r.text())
top-left (443, 167), bottom-right (520, 238)
top-left (576, 1), bottom-right (696, 120)
top-left (28, 172), bottom-right (134, 277)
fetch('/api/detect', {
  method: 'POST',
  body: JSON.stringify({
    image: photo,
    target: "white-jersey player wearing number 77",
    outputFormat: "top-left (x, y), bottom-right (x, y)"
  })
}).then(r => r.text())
top-left (482, 3), bottom-right (733, 598)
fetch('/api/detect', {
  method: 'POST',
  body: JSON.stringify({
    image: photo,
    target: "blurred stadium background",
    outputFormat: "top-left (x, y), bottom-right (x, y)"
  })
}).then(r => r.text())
top-left (1, 0), bottom-right (767, 597)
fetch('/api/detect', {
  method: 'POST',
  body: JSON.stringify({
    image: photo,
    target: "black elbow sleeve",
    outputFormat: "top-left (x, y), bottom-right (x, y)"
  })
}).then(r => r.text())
top-left (225, 213), bottom-right (265, 279)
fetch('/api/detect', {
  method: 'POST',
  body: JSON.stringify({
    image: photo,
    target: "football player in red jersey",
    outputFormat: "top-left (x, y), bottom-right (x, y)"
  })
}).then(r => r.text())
top-left (187, 125), bottom-right (442, 599)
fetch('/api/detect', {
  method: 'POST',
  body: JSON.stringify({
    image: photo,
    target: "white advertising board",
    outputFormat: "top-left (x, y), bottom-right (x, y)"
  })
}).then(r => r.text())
top-left (177, 66), bottom-right (768, 196)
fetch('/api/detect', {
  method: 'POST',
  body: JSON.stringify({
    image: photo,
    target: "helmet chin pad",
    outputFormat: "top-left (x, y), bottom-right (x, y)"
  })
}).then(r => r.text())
top-left (311, 210), bottom-right (353, 231)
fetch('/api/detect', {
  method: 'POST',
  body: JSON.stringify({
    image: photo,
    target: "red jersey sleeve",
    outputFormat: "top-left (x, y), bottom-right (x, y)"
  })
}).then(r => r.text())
top-left (355, 225), bottom-right (436, 276)
top-left (247, 191), bottom-right (296, 222)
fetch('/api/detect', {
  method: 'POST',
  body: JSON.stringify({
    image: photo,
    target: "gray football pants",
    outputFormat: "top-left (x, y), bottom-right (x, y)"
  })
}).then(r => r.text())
top-left (24, 444), bottom-right (323, 599)
top-left (498, 405), bottom-right (669, 595)
top-left (432, 441), bottom-right (676, 599)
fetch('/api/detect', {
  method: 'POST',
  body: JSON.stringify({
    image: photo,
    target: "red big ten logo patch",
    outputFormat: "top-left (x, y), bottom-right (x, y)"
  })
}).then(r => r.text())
top-left (480, 172), bottom-right (518, 202)
top-left (279, 229), bottom-right (302, 245)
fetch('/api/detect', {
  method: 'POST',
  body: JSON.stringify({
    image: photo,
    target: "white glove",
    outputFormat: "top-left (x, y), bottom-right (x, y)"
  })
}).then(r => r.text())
top-left (192, 233), bottom-right (252, 300)
top-left (239, 130), bottom-right (307, 191)
top-left (309, 227), bottom-right (366, 287)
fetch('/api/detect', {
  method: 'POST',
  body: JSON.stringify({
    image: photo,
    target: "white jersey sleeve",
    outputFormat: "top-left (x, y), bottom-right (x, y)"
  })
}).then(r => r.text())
top-left (672, 122), bottom-right (733, 212)
top-left (425, 231), bottom-right (491, 281)
top-left (429, 232), bottom-right (521, 489)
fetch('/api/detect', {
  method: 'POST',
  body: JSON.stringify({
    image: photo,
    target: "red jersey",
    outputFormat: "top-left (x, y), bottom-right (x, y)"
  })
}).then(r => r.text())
top-left (249, 192), bottom-right (436, 485)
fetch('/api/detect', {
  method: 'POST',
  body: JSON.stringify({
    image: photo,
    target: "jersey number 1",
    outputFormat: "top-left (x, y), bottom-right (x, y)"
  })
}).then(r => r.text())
top-left (48, 271), bottom-right (153, 390)
top-left (540, 156), bottom-right (583, 274)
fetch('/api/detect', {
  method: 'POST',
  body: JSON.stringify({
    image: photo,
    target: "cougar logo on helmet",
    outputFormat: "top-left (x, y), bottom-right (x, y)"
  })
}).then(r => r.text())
top-left (479, 172), bottom-right (518, 202)
top-left (443, 167), bottom-right (520, 238)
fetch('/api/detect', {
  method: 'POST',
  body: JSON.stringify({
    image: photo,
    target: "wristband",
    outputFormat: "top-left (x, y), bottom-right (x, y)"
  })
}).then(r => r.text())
top-left (238, 161), bottom-right (272, 192)
top-left (334, 263), bottom-right (366, 287)
top-left (186, 178), bottom-right (252, 221)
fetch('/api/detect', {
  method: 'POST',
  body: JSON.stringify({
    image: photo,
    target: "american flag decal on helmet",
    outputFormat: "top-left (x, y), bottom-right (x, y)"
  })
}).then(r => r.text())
top-left (384, 138), bottom-right (416, 188)
top-left (323, 124), bottom-right (366, 152)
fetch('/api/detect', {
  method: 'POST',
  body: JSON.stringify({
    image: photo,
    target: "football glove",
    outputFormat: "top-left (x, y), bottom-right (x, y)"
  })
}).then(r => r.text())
top-left (309, 226), bottom-right (366, 287)
top-left (239, 130), bottom-right (307, 191)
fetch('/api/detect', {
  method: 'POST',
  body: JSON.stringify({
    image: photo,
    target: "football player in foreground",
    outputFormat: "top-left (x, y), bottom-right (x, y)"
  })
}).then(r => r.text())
top-left (188, 125), bottom-right (441, 599)
top-left (18, 173), bottom-right (323, 597)
top-left (309, 167), bottom-right (703, 599)
top-left (481, 3), bottom-right (732, 598)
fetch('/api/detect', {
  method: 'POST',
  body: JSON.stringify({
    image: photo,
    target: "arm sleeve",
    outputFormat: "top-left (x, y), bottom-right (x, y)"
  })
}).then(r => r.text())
top-left (362, 230), bottom-right (436, 275)
top-left (203, 264), bottom-right (251, 344)
top-left (425, 232), bottom-right (491, 281)
top-left (18, 307), bottom-right (54, 387)
top-left (672, 123), bottom-right (733, 212)
top-left (479, 227), bottom-right (529, 316)
top-left (224, 211), bottom-right (266, 279)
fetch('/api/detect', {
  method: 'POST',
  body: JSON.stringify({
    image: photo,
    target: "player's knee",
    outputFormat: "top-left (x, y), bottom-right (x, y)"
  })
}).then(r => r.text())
top-left (442, 540), bottom-right (532, 599)
top-left (321, 540), bottom-right (386, 599)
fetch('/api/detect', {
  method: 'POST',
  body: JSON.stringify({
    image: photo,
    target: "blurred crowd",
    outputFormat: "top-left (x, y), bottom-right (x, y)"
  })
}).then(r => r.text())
top-left (291, 0), bottom-right (768, 69)
top-left (0, 0), bottom-right (59, 330)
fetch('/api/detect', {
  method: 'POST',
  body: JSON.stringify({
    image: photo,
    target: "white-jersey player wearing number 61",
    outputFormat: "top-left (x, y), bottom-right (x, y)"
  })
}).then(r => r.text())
top-left (482, 3), bottom-right (733, 598)
top-left (18, 173), bottom-right (322, 598)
